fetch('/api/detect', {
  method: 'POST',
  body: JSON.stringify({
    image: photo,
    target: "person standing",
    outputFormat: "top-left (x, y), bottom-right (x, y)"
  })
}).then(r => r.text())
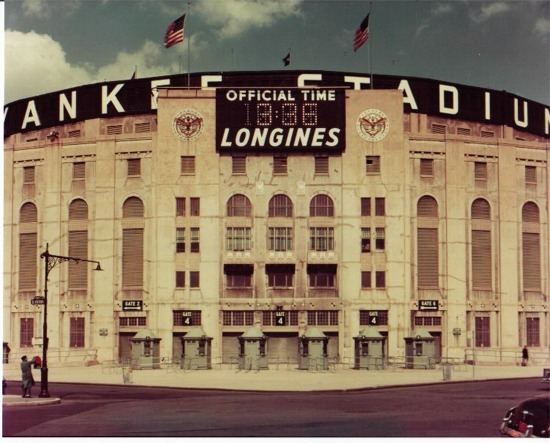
top-left (521, 345), bottom-right (529, 366)
top-left (20, 355), bottom-right (36, 398)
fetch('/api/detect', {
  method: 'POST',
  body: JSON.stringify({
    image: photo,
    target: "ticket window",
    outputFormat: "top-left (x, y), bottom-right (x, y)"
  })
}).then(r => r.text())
top-left (415, 342), bottom-right (423, 356)
top-left (361, 342), bottom-right (369, 356)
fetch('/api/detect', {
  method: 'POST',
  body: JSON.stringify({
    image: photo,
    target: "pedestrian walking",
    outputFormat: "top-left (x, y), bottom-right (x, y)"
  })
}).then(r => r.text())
top-left (20, 355), bottom-right (36, 398)
top-left (521, 345), bottom-right (529, 366)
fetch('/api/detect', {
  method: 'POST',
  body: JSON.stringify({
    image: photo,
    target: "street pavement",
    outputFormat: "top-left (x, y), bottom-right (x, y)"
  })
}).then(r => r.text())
top-left (2, 362), bottom-right (548, 407)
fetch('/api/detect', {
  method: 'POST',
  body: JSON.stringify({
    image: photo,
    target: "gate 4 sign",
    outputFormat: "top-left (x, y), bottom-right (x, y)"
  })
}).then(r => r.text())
top-left (368, 311), bottom-right (380, 325)
top-left (182, 311), bottom-right (193, 326)
top-left (275, 311), bottom-right (286, 326)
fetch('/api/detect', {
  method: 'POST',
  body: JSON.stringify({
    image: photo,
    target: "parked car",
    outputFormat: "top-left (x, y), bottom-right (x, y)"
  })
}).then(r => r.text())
top-left (499, 394), bottom-right (550, 438)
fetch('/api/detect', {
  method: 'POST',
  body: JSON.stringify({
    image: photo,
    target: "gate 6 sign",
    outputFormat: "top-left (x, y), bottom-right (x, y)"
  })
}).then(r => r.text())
top-left (172, 109), bottom-right (204, 141)
top-left (356, 109), bottom-right (389, 142)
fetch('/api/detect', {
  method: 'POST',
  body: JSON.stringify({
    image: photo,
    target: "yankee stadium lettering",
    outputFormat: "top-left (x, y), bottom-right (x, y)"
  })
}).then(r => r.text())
top-left (216, 88), bottom-right (346, 152)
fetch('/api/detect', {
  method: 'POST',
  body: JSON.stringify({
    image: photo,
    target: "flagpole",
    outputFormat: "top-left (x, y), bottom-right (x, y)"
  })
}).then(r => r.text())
top-left (187, 1), bottom-right (191, 88)
top-left (369, 2), bottom-right (373, 89)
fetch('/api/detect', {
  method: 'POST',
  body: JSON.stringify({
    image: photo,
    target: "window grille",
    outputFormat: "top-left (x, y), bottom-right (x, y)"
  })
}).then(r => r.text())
top-left (176, 198), bottom-right (186, 216)
top-left (222, 311), bottom-right (254, 326)
top-left (190, 227), bottom-right (200, 253)
top-left (122, 229), bottom-right (143, 287)
top-left (361, 271), bottom-right (371, 288)
top-left (310, 194), bottom-right (334, 217)
top-left (420, 159), bottom-right (434, 176)
top-left (525, 166), bottom-right (537, 184)
top-left (181, 156), bottom-right (195, 175)
top-left (123, 197), bottom-right (144, 218)
top-left (19, 233), bottom-right (37, 290)
top-left (189, 271), bottom-right (200, 288)
top-left (361, 197), bottom-right (371, 216)
top-left (73, 162), bottom-right (85, 180)
top-left (20, 318), bottom-right (34, 347)
top-left (119, 317), bottom-right (147, 327)
top-left (431, 124), bottom-right (446, 134)
top-left (366, 156), bottom-right (380, 174)
top-left (307, 311), bottom-right (338, 326)
top-left (227, 194), bottom-right (252, 217)
top-left (232, 156), bottom-right (246, 175)
top-left (69, 199), bottom-right (88, 220)
top-left (417, 228), bottom-right (438, 287)
top-left (20, 202), bottom-right (38, 223)
top-left (474, 162), bottom-right (487, 181)
top-left (68, 130), bottom-right (81, 138)
top-left (190, 198), bottom-right (200, 216)
top-left (135, 122), bottom-right (151, 133)
top-left (176, 228), bottom-right (185, 252)
top-left (127, 158), bottom-right (141, 177)
top-left (457, 127), bottom-right (471, 136)
top-left (375, 198), bottom-right (385, 216)
top-left (309, 227), bottom-right (334, 251)
top-left (173, 310), bottom-right (201, 326)
top-left (472, 230), bottom-right (492, 289)
top-left (273, 156), bottom-right (288, 174)
top-left (70, 317), bottom-right (85, 348)
top-left (471, 198), bottom-right (490, 220)
top-left (176, 271), bottom-right (185, 287)
top-left (526, 317), bottom-right (540, 347)
top-left (226, 227), bottom-right (252, 251)
top-left (68, 231), bottom-right (88, 289)
top-left (269, 194), bottom-right (293, 217)
top-left (23, 166), bottom-right (35, 184)
top-left (107, 125), bottom-right (122, 135)
top-left (268, 227), bottom-right (293, 251)
top-left (480, 130), bottom-right (495, 138)
top-left (315, 156), bottom-right (329, 174)
top-left (475, 316), bottom-right (490, 347)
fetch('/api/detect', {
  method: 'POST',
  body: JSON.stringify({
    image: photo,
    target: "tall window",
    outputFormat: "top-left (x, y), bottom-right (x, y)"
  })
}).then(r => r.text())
top-left (309, 270), bottom-right (335, 288)
top-left (190, 228), bottom-right (200, 253)
top-left (314, 156), bottom-right (329, 174)
top-left (420, 159), bottom-right (434, 177)
top-left (474, 162), bottom-right (487, 181)
top-left (176, 198), bottom-right (185, 216)
top-left (227, 194), bottom-right (252, 217)
top-left (232, 156), bottom-right (246, 175)
top-left (68, 199), bottom-right (89, 290)
top-left (23, 166), bottom-right (35, 184)
top-left (19, 203), bottom-right (38, 290)
top-left (266, 265), bottom-right (294, 288)
top-left (122, 197), bottom-right (144, 288)
top-left (20, 318), bottom-right (34, 347)
top-left (526, 317), bottom-right (540, 347)
top-left (417, 196), bottom-right (439, 288)
top-left (471, 198), bottom-right (492, 289)
top-left (176, 228), bottom-right (185, 252)
top-left (310, 194), bottom-right (334, 217)
top-left (73, 162), bottom-right (86, 181)
top-left (475, 316), bottom-right (490, 347)
top-left (70, 317), bottom-right (85, 347)
top-left (273, 156), bottom-right (288, 174)
top-left (190, 198), bottom-right (200, 216)
top-left (522, 202), bottom-right (540, 291)
top-left (127, 158), bottom-right (141, 177)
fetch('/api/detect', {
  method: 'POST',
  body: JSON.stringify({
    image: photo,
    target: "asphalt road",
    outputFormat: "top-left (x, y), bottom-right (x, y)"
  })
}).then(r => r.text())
top-left (3, 378), bottom-right (547, 437)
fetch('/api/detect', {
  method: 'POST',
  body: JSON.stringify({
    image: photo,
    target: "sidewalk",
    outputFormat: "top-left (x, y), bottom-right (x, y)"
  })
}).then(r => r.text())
top-left (3, 362), bottom-right (547, 407)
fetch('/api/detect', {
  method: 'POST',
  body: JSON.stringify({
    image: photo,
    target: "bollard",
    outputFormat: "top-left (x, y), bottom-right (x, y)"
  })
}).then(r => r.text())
top-left (442, 364), bottom-right (452, 381)
top-left (122, 367), bottom-right (133, 384)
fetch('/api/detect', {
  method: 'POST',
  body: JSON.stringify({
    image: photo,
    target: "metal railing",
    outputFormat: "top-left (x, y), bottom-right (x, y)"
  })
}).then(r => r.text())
top-left (464, 348), bottom-right (550, 366)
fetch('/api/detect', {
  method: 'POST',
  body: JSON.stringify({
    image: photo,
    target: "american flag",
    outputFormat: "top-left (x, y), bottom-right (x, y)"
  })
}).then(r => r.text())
top-left (164, 14), bottom-right (186, 48)
top-left (353, 13), bottom-right (370, 52)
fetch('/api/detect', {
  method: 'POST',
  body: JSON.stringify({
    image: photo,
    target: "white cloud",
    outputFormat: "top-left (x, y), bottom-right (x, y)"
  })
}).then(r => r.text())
top-left (195, 0), bottom-right (303, 39)
top-left (5, 30), bottom-right (92, 102)
top-left (534, 17), bottom-right (550, 36)
top-left (471, 2), bottom-right (511, 24)
top-left (21, 0), bottom-right (81, 18)
top-left (5, 30), bottom-right (185, 102)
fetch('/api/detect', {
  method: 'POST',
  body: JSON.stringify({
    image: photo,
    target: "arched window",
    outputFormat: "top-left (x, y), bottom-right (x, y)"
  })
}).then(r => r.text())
top-left (20, 202), bottom-right (37, 223)
top-left (310, 194), bottom-right (334, 217)
top-left (471, 198), bottom-right (491, 289)
top-left (68, 199), bottom-right (89, 289)
top-left (69, 199), bottom-right (88, 220)
top-left (268, 194), bottom-right (293, 217)
top-left (417, 196), bottom-right (438, 288)
top-left (227, 194), bottom-right (252, 217)
top-left (471, 198), bottom-right (490, 220)
top-left (522, 202), bottom-right (540, 291)
top-left (19, 203), bottom-right (38, 290)
top-left (122, 197), bottom-right (144, 288)
top-left (123, 196), bottom-right (144, 218)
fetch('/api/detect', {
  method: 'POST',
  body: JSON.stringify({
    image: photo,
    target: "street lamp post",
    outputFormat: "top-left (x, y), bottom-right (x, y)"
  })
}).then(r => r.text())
top-left (38, 243), bottom-right (102, 398)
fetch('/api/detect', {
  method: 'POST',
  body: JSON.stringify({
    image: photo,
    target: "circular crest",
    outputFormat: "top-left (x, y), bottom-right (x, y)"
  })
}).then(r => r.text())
top-left (172, 109), bottom-right (204, 141)
top-left (356, 109), bottom-right (390, 142)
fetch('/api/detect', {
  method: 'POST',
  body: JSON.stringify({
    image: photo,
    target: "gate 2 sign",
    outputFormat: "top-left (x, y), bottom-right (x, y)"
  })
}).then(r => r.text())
top-left (216, 89), bottom-right (346, 152)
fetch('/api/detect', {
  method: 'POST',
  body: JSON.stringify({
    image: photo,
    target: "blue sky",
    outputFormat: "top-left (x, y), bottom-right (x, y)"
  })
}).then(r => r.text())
top-left (3, 0), bottom-right (550, 104)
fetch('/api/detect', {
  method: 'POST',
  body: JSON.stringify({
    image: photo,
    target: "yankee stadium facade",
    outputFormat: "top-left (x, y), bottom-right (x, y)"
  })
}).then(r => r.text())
top-left (3, 70), bottom-right (549, 366)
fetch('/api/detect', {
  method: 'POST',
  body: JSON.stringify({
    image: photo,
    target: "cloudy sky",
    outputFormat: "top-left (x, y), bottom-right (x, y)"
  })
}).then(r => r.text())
top-left (3, 0), bottom-right (550, 105)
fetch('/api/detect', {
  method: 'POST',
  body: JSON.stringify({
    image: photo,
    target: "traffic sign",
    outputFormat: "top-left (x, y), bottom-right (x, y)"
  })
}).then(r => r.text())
top-left (31, 297), bottom-right (45, 305)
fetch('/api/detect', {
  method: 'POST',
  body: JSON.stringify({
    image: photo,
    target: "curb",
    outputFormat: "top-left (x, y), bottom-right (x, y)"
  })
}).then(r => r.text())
top-left (3, 395), bottom-right (61, 407)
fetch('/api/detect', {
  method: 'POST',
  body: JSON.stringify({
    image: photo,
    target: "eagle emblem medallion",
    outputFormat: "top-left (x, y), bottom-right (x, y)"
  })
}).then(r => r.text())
top-left (172, 109), bottom-right (204, 141)
top-left (356, 109), bottom-right (389, 142)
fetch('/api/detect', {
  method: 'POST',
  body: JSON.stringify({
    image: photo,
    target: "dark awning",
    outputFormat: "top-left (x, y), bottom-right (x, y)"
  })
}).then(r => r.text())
top-left (224, 264), bottom-right (254, 275)
top-left (265, 264), bottom-right (295, 273)
top-left (307, 264), bottom-right (337, 273)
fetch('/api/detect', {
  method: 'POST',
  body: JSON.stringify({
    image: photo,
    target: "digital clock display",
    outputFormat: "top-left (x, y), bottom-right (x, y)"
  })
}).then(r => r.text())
top-left (216, 88), bottom-right (346, 152)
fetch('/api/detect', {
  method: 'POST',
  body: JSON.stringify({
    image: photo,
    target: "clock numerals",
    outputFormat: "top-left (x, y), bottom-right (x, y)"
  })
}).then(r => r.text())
top-left (244, 101), bottom-right (319, 127)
